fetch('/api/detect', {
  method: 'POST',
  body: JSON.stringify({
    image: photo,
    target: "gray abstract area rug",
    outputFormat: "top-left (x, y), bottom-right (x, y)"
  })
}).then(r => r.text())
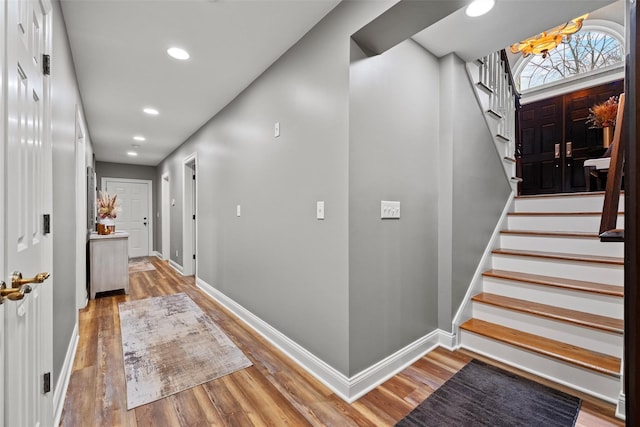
top-left (118, 293), bottom-right (253, 409)
top-left (128, 259), bottom-right (156, 273)
top-left (396, 359), bottom-right (581, 427)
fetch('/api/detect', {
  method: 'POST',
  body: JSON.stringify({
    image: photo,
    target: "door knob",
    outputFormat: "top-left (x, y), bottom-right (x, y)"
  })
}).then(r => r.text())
top-left (11, 271), bottom-right (50, 288)
top-left (0, 281), bottom-right (32, 301)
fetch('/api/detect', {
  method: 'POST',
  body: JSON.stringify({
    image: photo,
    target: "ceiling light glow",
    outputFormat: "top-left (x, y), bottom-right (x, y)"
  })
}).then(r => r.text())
top-left (133, 135), bottom-right (146, 141)
top-left (167, 47), bottom-right (190, 60)
top-left (465, 0), bottom-right (495, 17)
top-left (143, 107), bottom-right (159, 115)
top-left (127, 151), bottom-right (138, 157)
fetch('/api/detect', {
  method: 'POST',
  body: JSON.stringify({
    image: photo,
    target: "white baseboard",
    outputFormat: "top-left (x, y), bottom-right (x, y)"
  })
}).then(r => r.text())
top-left (616, 393), bottom-right (625, 420)
top-left (169, 259), bottom-right (184, 275)
top-left (153, 251), bottom-right (163, 259)
top-left (196, 277), bottom-right (446, 403)
top-left (53, 322), bottom-right (79, 427)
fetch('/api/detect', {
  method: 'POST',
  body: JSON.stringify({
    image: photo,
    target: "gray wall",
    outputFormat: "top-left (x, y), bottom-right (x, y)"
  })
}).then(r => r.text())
top-left (156, 2), bottom-right (510, 377)
top-left (157, 1), bottom-right (394, 375)
top-left (348, 39), bottom-right (440, 375)
top-left (51, 0), bottom-right (93, 385)
top-left (447, 54), bottom-right (512, 320)
top-left (96, 161), bottom-right (157, 250)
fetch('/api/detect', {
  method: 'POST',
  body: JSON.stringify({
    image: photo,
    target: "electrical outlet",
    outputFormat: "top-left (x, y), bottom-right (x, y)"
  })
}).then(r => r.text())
top-left (175, 250), bottom-right (179, 257)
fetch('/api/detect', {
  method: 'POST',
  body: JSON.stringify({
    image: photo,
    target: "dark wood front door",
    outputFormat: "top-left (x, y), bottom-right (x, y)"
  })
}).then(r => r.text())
top-left (519, 79), bottom-right (624, 195)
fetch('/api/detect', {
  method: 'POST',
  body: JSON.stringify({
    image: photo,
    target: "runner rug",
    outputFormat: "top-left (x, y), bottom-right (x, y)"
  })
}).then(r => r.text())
top-left (118, 292), bottom-right (252, 409)
top-left (396, 359), bottom-right (581, 427)
top-left (128, 258), bottom-right (156, 273)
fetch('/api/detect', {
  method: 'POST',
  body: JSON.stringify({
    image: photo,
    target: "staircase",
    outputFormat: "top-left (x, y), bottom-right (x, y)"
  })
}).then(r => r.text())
top-left (459, 192), bottom-right (624, 405)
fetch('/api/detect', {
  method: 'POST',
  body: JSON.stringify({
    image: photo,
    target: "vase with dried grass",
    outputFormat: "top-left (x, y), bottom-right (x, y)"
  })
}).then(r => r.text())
top-left (97, 191), bottom-right (121, 235)
top-left (586, 96), bottom-right (619, 148)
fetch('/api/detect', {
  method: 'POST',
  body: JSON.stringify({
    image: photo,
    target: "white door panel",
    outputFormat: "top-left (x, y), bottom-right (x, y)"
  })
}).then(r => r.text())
top-left (4, 0), bottom-right (53, 425)
top-left (105, 179), bottom-right (151, 258)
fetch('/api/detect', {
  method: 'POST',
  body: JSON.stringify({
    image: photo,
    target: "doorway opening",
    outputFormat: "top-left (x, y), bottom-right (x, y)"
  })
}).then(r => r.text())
top-left (183, 154), bottom-right (197, 276)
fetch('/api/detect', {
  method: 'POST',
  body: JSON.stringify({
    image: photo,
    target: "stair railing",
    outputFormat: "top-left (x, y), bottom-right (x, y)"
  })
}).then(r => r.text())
top-left (599, 93), bottom-right (625, 239)
top-left (476, 50), bottom-right (521, 187)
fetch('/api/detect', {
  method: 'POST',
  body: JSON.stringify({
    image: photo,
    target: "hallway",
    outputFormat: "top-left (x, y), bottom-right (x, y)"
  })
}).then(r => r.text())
top-left (59, 258), bottom-right (622, 426)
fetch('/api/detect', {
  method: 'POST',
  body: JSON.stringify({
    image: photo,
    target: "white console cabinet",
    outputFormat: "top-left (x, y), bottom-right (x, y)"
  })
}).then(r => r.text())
top-left (89, 231), bottom-right (129, 298)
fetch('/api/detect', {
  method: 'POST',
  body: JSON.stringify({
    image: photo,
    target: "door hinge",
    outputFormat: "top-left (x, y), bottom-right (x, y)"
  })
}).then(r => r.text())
top-left (43, 54), bottom-right (51, 75)
top-left (43, 214), bottom-right (51, 234)
top-left (43, 372), bottom-right (51, 394)
top-left (193, 254), bottom-right (196, 260)
top-left (192, 174), bottom-right (195, 180)
top-left (192, 214), bottom-right (195, 220)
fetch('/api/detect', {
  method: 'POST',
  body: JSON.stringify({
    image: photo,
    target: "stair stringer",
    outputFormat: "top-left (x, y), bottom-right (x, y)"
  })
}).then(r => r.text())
top-left (452, 191), bottom-right (515, 347)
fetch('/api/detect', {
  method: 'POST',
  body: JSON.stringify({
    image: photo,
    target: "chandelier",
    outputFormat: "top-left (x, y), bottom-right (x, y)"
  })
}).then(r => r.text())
top-left (510, 14), bottom-right (589, 58)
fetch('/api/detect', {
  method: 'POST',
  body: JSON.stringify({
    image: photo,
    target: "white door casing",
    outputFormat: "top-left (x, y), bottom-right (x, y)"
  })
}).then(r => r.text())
top-left (183, 154), bottom-right (197, 276)
top-left (75, 107), bottom-right (87, 310)
top-left (103, 178), bottom-right (152, 258)
top-left (162, 173), bottom-right (170, 260)
top-left (4, 0), bottom-right (54, 426)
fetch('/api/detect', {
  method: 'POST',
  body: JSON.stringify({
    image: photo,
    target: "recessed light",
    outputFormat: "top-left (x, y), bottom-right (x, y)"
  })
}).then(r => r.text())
top-left (143, 107), bottom-right (159, 115)
top-left (465, 0), bottom-right (495, 17)
top-left (133, 135), bottom-right (146, 141)
top-left (127, 151), bottom-right (138, 157)
top-left (167, 47), bottom-right (190, 60)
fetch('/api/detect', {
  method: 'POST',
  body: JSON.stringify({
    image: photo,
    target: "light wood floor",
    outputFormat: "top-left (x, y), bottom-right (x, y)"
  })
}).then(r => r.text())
top-left (60, 257), bottom-right (623, 426)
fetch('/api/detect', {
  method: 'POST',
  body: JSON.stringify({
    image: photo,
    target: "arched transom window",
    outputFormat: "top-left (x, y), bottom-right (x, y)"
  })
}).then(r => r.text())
top-left (517, 29), bottom-right (624, 91)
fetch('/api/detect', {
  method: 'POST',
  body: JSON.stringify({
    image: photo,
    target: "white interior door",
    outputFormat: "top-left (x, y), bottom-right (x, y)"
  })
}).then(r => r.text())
top-left (104, 178), bottom-right (151, 258)
top-left (3, 0), bottom-right (53, 426)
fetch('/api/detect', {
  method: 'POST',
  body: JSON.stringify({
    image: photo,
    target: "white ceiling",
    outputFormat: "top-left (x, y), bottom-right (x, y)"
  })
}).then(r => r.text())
top-left (60, 0), bottom-right (340, 166)
top-left (62, 0), bottom-right (623, 167)
top-left (412, 0), bottom-right (622, 62)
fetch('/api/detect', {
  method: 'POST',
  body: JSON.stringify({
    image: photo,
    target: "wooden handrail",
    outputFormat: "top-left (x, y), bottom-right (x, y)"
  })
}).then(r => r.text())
top-left (599, 93), bottom-right (625, 236)
top-left (500, 49), bottom-right (521, 100)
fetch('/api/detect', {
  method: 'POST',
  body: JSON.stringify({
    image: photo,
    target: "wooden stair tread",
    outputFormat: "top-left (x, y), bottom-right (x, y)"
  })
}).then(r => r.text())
top-left (472, 292), bottom-right (623, 334)
top-left (460, 319), bottom-right (621, 377)
top-left (483, 269), bottom-right (623, 297)
top-left (508, 211), bottom-right (623, 216)
top-left (492, 248), bottom-right (624, 265)
top-left (501, 230), bottom-right (600, 238)
top-left (516, 191), bottom-right (623, 199)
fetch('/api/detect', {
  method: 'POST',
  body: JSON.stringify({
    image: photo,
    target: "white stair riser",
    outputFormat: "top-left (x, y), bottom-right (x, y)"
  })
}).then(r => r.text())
top-left (492, 255), bottom-right (623, 285)
top-left (507, 215), bottom-right (623, 232)
top-left (514, 195), bottom-right (623, 213)
top-left (500, 234), bottom-right (624, 257)
top-left (460, 331), bottom-right (621, 403)
top-left (472, 303), bottom-right (622, 357)
top-left (482, 278), bottom-right (623, 319)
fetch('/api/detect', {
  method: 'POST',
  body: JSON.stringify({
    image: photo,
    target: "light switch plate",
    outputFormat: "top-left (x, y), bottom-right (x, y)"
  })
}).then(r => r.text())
top-left (236, 205), bottom-right (241, 217)
top-left (274, 122), bottom-right (280, 138)
top-left (317, 201), bottom-right (325, 220)
top-left (381, 200), bottom-right (400, 219)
